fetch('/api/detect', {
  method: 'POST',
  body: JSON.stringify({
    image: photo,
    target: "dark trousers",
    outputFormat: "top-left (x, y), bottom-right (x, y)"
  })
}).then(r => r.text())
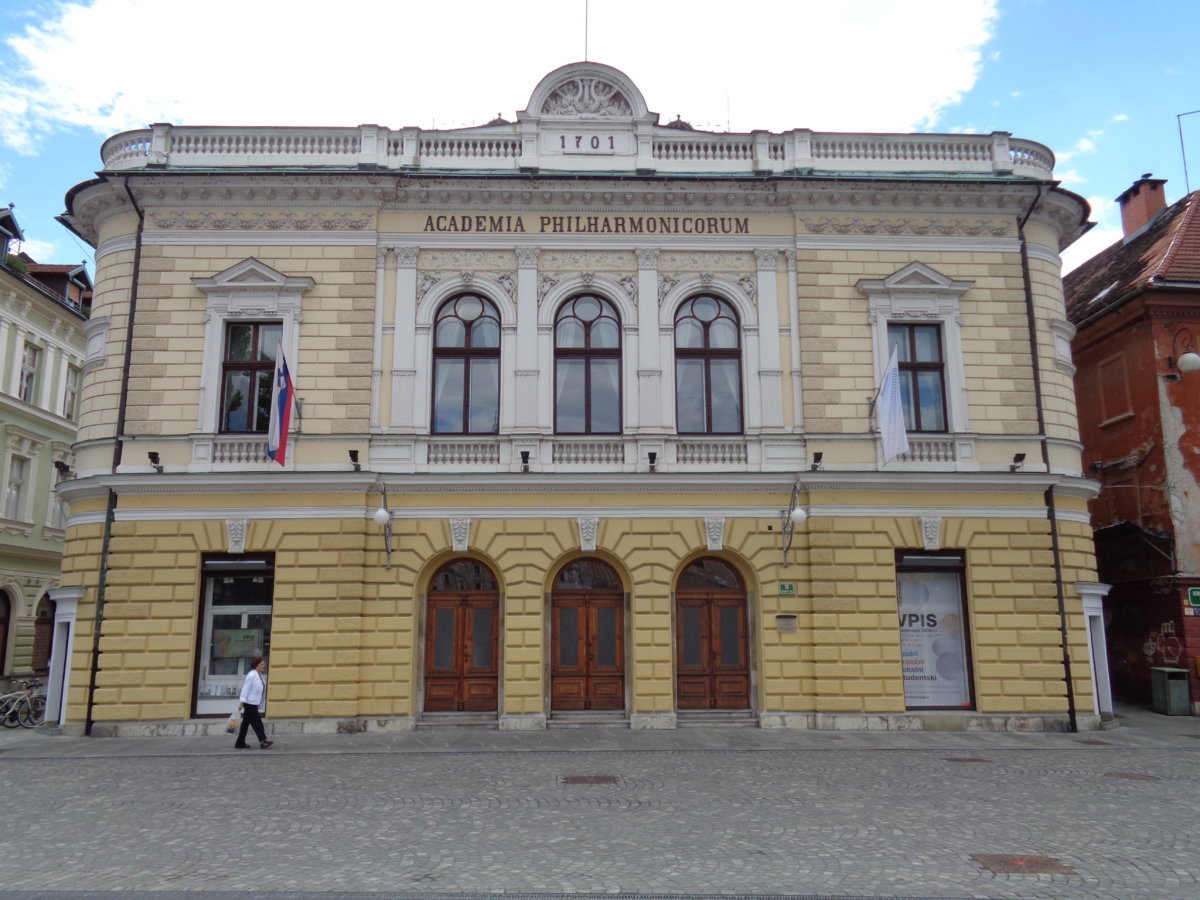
top-left (236, 703), bottom-right (267, 745)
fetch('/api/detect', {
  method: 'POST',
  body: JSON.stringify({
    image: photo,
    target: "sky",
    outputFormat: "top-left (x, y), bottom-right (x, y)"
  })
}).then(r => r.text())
top-left (1, 0), bottom-right (1198, 274)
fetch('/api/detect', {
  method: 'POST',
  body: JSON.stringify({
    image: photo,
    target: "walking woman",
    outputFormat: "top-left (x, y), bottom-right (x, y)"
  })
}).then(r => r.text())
top-left (235, 656), bottom-right (274, 749)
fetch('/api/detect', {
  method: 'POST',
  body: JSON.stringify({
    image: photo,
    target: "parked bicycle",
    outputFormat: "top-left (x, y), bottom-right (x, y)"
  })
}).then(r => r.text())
top-left (0, 679), bottom-right (46, 728)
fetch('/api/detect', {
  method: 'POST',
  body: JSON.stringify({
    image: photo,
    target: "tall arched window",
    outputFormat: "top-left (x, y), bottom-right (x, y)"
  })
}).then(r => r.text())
top-left (554, 294), bottom-right (621, 434)
top-left (432, 293), bottom-right (501, 434)
top-left (674, 294), bottom-right (742, 434)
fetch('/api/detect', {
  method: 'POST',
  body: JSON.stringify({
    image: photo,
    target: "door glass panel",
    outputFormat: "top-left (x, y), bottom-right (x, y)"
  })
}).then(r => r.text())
top-left (681, 606), bottom-right (703, 667)
top-left (433, 608), bottom-right (456, 669)
top-left (718, 605), bottom-right (742, 666)
top-left (596, 606), bottom-right (617, 667)
top-left (558, 607), bottom-right (579, 667)
top-left (471, 607), bottom-right (494, 668)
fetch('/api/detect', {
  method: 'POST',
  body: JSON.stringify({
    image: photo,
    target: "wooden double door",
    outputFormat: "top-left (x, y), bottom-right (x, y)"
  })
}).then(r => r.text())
top-left (675, 558), bottom-right (750, 709)
top-left (551, 559), bottom-right (625, 711)
top-left (424, 561), bottom-right (499, 712)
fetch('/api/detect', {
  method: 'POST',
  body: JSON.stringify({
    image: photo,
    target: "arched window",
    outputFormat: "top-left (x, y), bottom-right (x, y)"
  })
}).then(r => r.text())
top-left (432, 294), bottom-right (501, 434)
top-left (554, 294), bottom-right (621, 434)
top-left (674, 294), bottom-right (742, 434)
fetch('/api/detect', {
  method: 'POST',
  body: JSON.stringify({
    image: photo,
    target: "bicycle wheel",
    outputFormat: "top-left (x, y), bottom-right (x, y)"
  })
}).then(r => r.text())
top-left (0, 698), bottom-right (21, 728)
top-left (18, 695), bottom-right (46, 728)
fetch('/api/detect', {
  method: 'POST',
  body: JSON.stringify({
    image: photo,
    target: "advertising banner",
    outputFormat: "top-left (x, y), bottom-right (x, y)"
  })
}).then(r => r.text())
top-left (898, 571), bottom-right (970, 707)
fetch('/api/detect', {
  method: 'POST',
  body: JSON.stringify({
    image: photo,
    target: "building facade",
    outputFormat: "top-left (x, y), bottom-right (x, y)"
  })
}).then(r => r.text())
top-left (1, 206), bottom-right (89, 681)
top-left (1066, 176), bottom-right (1200, 713)
top-left (55, 62), bottom-right (1104, 735)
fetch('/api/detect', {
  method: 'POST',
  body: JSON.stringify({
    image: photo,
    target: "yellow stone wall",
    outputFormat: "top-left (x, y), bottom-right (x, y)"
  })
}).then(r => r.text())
top-left (60, 485), bottom-right (1095, 726)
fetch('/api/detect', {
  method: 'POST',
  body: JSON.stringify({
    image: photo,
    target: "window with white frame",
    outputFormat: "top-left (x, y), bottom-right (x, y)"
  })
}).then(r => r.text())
top-left (220, 322), bottom-right (281, 433)
top-left (4, 455), bottom-right (30, 521)
top-left (554, 293), bottom-right (622, 434)
top-left (858, 262), bottom-right (973, 435)
top-left (431, 293), bottom-right (501, 434)
top-left (62, 365), bottom-right (80, 421)
top-left (674, 294), bottom-right (743, 434)
top-left (18, 343), bottom-right (40, 404)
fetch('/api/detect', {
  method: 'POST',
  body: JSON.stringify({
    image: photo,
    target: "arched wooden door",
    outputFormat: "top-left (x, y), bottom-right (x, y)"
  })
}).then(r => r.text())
top-left (551, 559), bottom-right (625, 710)
top-left (675, 558), bottom-right (750, 709)
top-left (425, 560), bottom-right (500, 712)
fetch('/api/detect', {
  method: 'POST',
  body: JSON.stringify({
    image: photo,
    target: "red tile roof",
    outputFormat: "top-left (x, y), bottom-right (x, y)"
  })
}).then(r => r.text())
top-left (1065, 190), bottom-right (1200, 326)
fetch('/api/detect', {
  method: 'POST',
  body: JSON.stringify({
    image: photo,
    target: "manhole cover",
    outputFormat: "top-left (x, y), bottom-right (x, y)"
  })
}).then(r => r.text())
top-left (944, 757), bottom-right (991, 763)
top-left (1104, 771), bottom-right (1161, 782)
top-left (971, 853), bottom-right (1077, 874)
top-left (1073, 739), bottom-right (1112, 745)
top-left (561, 775), bottom-right (619, 785)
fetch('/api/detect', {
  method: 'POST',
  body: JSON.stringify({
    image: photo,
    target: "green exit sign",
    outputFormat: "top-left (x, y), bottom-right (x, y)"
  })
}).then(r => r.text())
top-left (779, 583), bottom-right (796, 596)
top-left (1189, 587), bottom-right (1200, 607)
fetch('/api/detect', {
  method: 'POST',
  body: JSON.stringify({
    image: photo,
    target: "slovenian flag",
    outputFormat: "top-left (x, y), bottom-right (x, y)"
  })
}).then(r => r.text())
top-left (266, 352), bottom-right (294, 466)
top-left (878, 343), bottom-right (910, 465)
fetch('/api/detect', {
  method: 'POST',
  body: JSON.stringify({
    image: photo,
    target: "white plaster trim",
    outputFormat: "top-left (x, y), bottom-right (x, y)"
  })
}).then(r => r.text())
top-left (141, 230), bottom-right (374, 247)
top-left (797, 235), bottom-right (1020, 254)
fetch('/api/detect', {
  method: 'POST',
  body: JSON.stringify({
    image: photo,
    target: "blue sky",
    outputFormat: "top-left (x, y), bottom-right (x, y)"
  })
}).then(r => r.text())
top-left (1, 0), bottom-right (1197, 272)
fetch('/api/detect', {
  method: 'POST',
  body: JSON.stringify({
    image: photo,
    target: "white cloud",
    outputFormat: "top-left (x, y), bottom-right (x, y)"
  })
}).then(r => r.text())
top-left (13, 236), bottom-right (63, 262)
top-left (1061, 195), bottom-right (1120, 274)
top-left (0, 0), bottom-right (999, 152)
top-left (1112, 114), bottom-right (1130, 122)
top-left (1055, 169), bottom-right (1086, 185)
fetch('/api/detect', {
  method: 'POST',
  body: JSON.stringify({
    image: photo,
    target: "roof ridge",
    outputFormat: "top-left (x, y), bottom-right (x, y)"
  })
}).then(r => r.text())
top-left (1154, 191), bottom-right (1200, 280)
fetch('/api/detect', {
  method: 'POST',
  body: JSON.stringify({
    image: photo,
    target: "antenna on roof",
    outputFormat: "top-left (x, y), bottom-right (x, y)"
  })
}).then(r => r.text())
top-left (1180, 108), bottom-right (1200, 194)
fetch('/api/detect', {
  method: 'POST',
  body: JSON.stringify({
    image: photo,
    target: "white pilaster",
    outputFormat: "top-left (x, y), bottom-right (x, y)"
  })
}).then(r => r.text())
top-left (755, 249), bottom-right (784, 430)
top-left (390, 247), bottom-right (419, 431)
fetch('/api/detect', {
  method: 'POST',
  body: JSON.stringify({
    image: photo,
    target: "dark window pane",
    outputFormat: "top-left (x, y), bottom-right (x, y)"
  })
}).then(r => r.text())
top-left (556, 359), bottom-right (586, 432)
top-left (900, 373), bottom-right (917, 430)
top-left (916, 371), bottom-right (946, 431)
top-left (676, 359), bottom-right (707, 432)
top-left (678, 558), bottom-right (742, 590)
top-left (432, 561), bottom-right (497, 591)
top-left (912, 325), bottom-right (942, 362)
top-left (554, 560), bottom-right (620, 590)
top-left (223, 371), bottom-right (251, 431)
top-left (718, 605), bottom-right (742, 666)
top-left (226, 324), bottom-right (253, 361)
top-left (558, 607), bottom-right (579, 668)
top-left (709, 359), bottom-right (741, 433)
top-left (468, 358), bottom-right (499, 433)
top-left (590, 359), bottom-right (620, 433)
top-left (682, 606), bottom-right (703, 667)
top-left (257, 324), bottom-right (281, 363)
top-left (471, 607), bottom-right (494, 669)
top-left (887, 325), bottom-right (909, 362)
top-left (253, 371), bottom-right (272, 432)
top-left (432, 359), bottom-right (465, 433)
top-left (596, 606), bottom-right (617, 667)
top-left (434, 608), bottom-right (456, 669)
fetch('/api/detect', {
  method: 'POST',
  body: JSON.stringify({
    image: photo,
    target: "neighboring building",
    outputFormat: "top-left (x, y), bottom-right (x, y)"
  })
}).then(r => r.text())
top-left (55, 62), bottom-right (1104, 736)
top-left (0, 205), bottom-right (89, 681)
top-left (1065, 176), bottom-right (1200, 713)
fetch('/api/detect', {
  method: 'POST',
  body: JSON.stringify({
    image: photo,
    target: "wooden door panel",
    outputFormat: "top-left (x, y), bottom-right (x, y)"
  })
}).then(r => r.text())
top-left (551, 588), bottom-right (625, 711)
top-left (425, 591), bottom-right (498, 712)
top-left (675, 589), bottom-right (749, 710)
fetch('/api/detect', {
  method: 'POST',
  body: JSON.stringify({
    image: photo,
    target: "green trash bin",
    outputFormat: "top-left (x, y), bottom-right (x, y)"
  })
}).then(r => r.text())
top-left (1150, 667), bottom-right (1191, 716)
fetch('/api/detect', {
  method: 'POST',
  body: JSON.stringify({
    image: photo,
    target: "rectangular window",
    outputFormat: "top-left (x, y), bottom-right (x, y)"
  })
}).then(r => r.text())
top-left (19, 343), bottom-right (40, 404)
top-left (62, 365), bottom-right (80, 421)
top-left (196, 555), bottom-right (274, 716)
top-left (4, 455), bottom-right (30, 520)
top-left (887, 324), bottom-right (946, 432)
top-left (220, 322), bottom-right (281, 433)
top-left (896, 551), bottom-right (973, 709)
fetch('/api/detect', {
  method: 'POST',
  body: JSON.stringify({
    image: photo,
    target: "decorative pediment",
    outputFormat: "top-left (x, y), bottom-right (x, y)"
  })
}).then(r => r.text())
top-left (193, 258), bottom-right (315, 294)
top-left (522, 62), bottom-right (651, 121)
top-left (859, 261), bottom-right (974, 297)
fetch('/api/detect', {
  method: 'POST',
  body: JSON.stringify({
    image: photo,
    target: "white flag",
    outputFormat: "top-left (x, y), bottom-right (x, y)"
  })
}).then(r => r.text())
top-left (878, 344), bottom-right (910, 464)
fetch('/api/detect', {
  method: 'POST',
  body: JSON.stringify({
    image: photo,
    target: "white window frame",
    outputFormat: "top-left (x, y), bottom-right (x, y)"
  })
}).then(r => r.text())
top-left (18, 342), bottom-right (40, 404)
top-left (192, 258), bottom-right (313, 435)
top-left (858, 262), bottom-right (973, 434)
top-left (62, 364), bottom-right (80, 421)
top-left (4, 454), bottom-right (31, 522)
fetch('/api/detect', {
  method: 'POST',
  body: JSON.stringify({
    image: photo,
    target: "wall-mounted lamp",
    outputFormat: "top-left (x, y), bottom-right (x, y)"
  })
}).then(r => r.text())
top-left (1165, 324), bottom-right (1200, 379)
top-left (781, 482), bottom-right (807, 567)
top-left (520, 450), bottom-right (530, 473)
top-left (348, 449), bottom-right (361, 472)
top-left (648, 451), bottom-right (658, 473)
top-left (372, 484), bottom-right (393, 569)
top-left (810, 451), bottom-right (823, 472)
top-left (147, 451), bottom-right (162, 474)
top-left (53, 460), bottom-right (72, 476)
top-left (1010, 452), bottom-right (1026, 472)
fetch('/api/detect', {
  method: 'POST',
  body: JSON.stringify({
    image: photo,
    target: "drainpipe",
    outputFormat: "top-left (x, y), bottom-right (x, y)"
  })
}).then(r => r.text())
top-left (1017, 185), bottom-right (1079, 733)
top-left (84, 177), bottom-right (144, 736)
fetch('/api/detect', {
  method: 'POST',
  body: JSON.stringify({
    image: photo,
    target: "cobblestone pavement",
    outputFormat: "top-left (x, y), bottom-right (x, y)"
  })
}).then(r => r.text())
top-left (1, 705), bottom-right (1198, 900)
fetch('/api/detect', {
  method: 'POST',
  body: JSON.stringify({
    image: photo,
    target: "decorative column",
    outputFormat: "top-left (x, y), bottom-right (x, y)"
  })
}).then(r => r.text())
top-left (371, 246), bottom-right (392, 429)
top-left (390, 246), bottom-right (419, 431)
top-left (8, 326), bottom-right (27, 397)
top-left (514, 248), bottom-right (540, 432)
top-left (785, 250), bottom-right (803, 430)
top-left (635, 248), bottom-right (662, 432)
top-left (755, 249), bottom-right (785, 430)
